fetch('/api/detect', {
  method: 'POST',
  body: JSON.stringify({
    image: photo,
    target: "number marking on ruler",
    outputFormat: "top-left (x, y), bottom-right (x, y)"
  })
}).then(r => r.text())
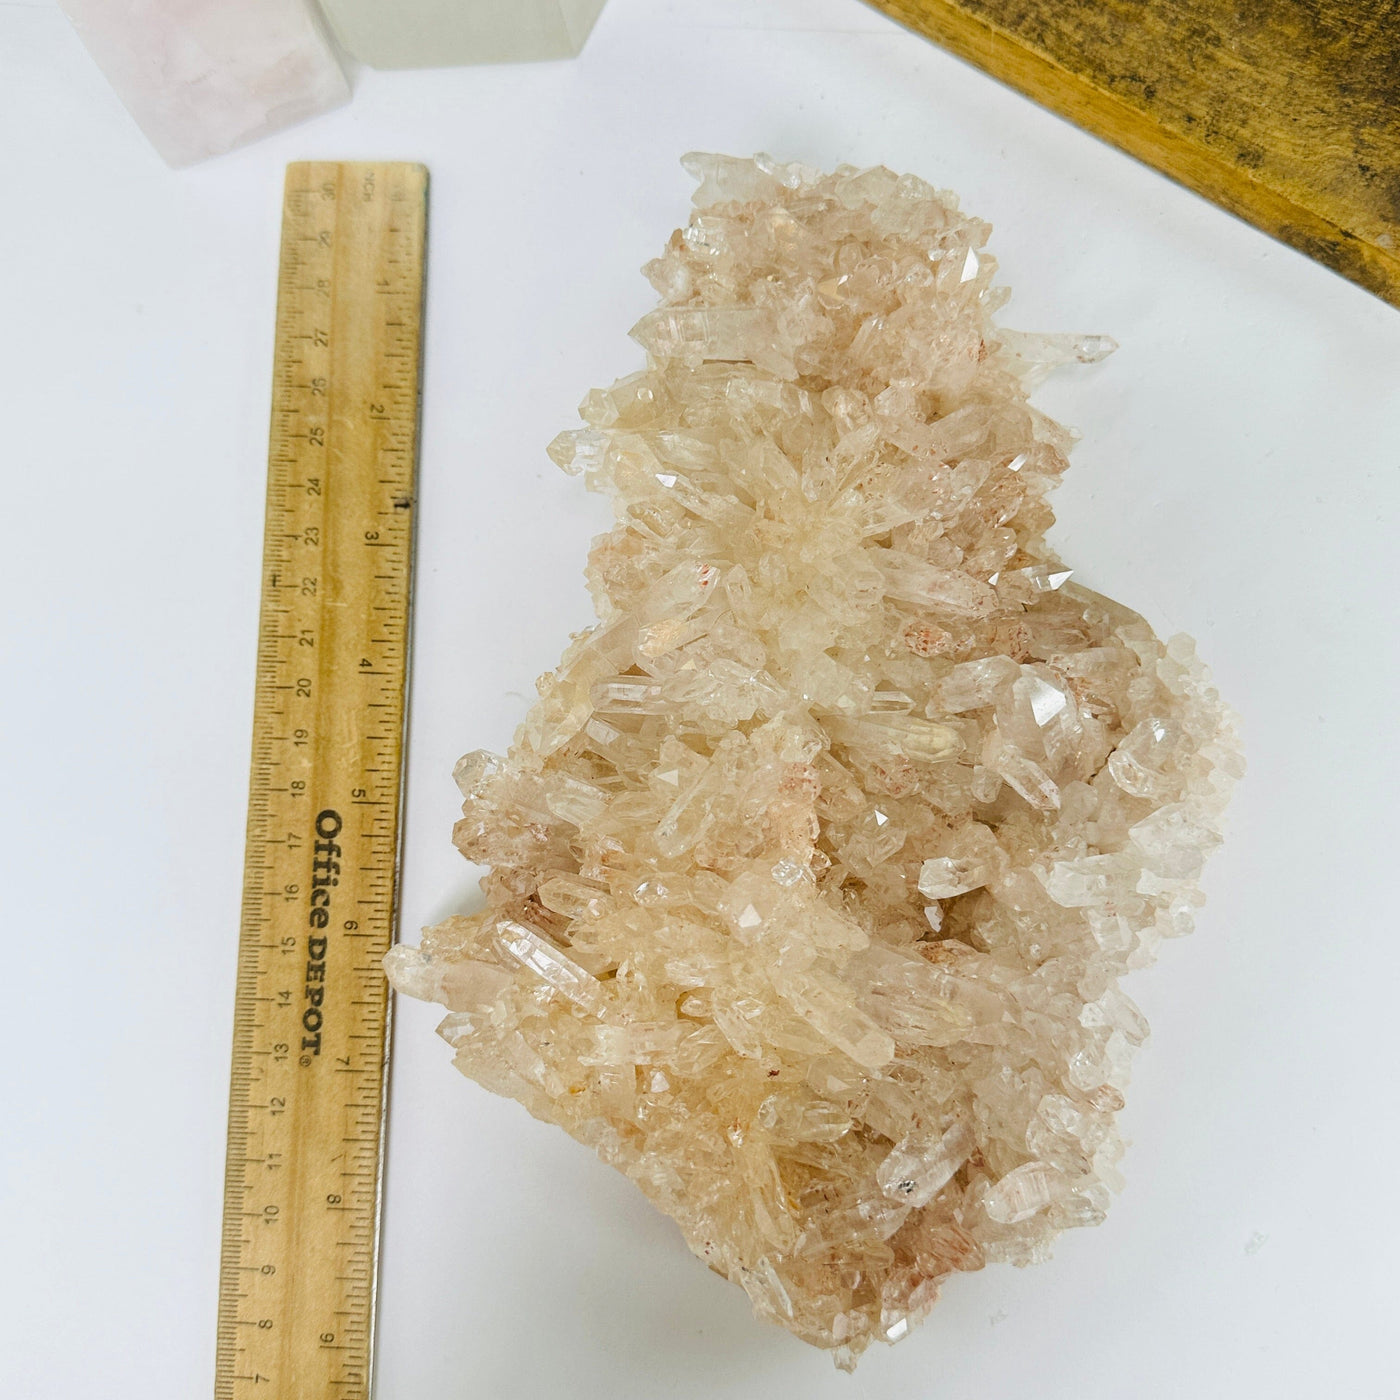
top-left (215, 161), bottom-right (427, 1400)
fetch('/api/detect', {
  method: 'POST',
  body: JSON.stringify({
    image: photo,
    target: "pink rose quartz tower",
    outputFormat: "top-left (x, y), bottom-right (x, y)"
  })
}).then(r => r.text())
top-left (58, 0), bottom-right (348, 167)
top-left (387, 154), bottom-right (1240, 1367)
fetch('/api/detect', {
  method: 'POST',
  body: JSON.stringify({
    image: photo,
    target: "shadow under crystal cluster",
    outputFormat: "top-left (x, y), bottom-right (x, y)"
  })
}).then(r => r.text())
top-left (387, 153), bottom-right (1240, 1367)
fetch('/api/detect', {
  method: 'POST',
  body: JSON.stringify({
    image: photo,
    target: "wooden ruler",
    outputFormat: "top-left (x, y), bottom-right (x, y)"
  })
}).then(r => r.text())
top-left (215, 162), bottom-right (427, 1400)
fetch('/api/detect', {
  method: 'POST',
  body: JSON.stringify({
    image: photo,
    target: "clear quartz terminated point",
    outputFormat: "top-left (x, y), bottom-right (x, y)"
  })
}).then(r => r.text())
top-left (385, 154), bottom-right (1240, 1367)
top-left (493, 919), bottom-right (606, 1017)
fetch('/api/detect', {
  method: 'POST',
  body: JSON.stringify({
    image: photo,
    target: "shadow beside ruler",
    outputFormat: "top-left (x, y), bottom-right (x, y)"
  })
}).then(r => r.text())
top-left (867, 0), bottom-right (1400, 309)
top-left (215, 161), bottom-right (427, 1400)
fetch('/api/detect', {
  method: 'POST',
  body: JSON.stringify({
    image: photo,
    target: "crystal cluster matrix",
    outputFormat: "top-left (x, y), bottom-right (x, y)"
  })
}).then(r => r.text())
top-left (388, 154), bottom-right (1240, 1367)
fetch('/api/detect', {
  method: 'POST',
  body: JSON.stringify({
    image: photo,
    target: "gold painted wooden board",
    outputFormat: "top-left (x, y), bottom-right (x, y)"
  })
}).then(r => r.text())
top-left (866, 0), bottom-right (1400, 308)
top-left (214, 161), bottom-right (426, 1400)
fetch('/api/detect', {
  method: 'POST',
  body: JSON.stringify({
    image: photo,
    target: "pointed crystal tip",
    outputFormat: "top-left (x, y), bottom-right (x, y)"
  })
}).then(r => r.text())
top-left (1074, 333), bottom-right (1118, 363)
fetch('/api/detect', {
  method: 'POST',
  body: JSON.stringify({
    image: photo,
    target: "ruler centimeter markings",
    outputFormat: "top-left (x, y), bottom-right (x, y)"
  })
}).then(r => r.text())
top-left (215, 162), bottom-right (427, 1400)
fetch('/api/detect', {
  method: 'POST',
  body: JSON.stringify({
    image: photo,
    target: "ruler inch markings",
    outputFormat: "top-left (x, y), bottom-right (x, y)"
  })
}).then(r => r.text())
top-left (215, 161), bottom-right (426, 1400)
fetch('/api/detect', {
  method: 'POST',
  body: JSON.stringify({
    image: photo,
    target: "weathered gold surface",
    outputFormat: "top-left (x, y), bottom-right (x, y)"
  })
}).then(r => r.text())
top-left (868, 0), bottom-right (1400, 307)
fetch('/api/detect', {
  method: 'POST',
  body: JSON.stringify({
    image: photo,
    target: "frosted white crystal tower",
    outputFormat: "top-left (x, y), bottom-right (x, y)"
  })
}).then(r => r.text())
top-left (388, 154), bottom-right (1240, 1367)
top-left (318, 0), bottom-right (608, 67)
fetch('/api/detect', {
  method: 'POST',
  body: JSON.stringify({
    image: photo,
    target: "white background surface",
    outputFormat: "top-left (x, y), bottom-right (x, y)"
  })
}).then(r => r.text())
top-left (3, 2), bottom-right (1399, 1397)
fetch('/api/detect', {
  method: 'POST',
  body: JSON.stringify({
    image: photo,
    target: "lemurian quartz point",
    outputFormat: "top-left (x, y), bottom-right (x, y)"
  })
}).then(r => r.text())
top-left (387, 154), bottom-right (1240, 1367)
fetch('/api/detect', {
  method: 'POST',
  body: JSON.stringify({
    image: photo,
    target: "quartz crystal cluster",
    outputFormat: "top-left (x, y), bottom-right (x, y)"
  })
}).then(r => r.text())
top-left (387, 154), bottom-right (1240, 1367)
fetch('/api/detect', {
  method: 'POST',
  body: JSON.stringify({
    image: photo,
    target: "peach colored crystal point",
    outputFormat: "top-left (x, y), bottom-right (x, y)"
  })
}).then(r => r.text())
top-left (385, 154), bottom-right (1240, 1368)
